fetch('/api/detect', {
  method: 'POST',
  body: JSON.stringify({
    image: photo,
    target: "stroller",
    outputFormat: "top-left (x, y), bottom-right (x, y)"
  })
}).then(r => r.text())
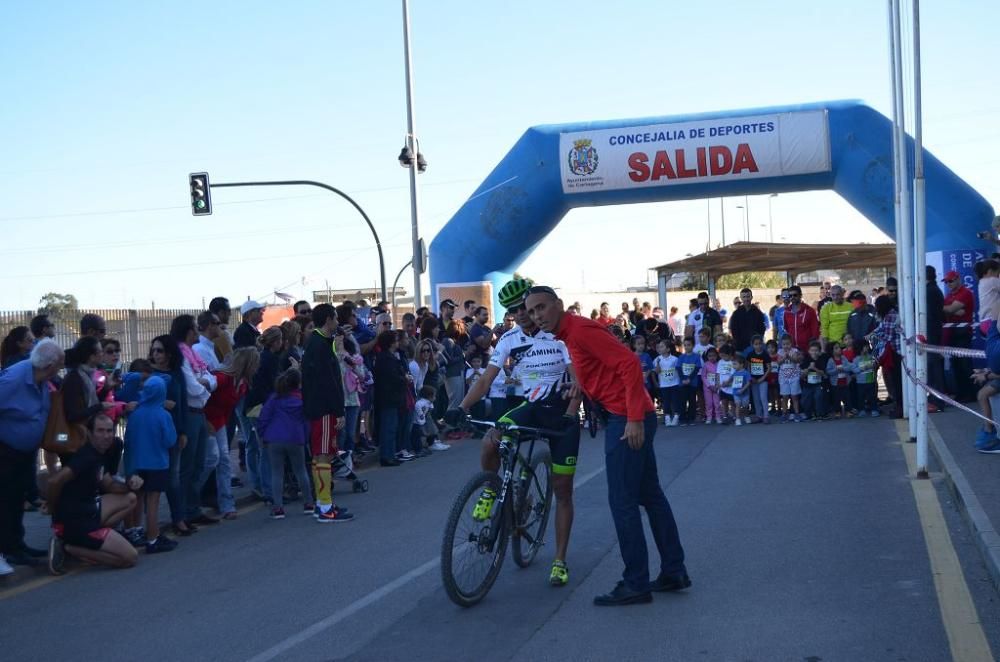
top-left (283, 449), bottom-right (370, 503)
top-left (332, 449), bottom-right (369, 493)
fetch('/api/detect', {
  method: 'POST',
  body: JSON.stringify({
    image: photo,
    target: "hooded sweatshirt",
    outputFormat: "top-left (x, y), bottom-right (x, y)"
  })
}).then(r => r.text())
top-left (124, 376), bottom-right (177, 473)
top-left (783, 303), bottom-right (819, 352)
top-left (257, 390), bottom-right (310, 445)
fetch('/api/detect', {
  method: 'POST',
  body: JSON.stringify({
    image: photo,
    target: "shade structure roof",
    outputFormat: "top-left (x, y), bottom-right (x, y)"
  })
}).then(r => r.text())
top-left (651, 241), bottom-right (897, 277)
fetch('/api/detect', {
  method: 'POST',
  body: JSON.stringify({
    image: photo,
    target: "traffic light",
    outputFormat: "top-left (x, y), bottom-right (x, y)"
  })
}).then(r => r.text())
top-left (189, 172), bottom-right (212, 216)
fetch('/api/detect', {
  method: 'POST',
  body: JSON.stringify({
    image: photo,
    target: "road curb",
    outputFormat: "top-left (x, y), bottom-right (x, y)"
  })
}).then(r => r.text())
top-left (927, 418), bottom-right (1000, 592)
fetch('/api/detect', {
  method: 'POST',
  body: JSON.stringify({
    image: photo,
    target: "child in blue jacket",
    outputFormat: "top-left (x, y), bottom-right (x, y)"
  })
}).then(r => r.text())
top-left (677, 338), bottom-right (703, 425)
top-left (124, 375), bottom-right (178, 554)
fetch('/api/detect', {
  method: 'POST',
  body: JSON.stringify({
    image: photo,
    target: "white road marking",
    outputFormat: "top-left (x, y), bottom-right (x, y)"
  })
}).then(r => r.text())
top-left (246, 463), bottom-right (607, 661)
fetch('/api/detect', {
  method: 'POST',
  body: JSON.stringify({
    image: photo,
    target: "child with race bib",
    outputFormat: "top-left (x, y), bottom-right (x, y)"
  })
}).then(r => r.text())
top-left (800, 341), bottom-right (829, 421)
top-left (746, 335), bottom-right (771, 424)
top-left (701, 347), bottom-right (722, 424)
top-left (678, 338), bottom-right (702, 426)
top-left (653, 340), bottom-right (681, 426)
top-left (716, 344), bottom-right (737, 424)
top-left (852, 340), bottom-right (879, 417)
top-left (778, 348), bottom-right (803, 422)
top-left (730, 355), bottom-right (752, 426)
top-left (825, 342), bottom-right (854, 418)
top-left (766, 339), bottom-right (781, 418)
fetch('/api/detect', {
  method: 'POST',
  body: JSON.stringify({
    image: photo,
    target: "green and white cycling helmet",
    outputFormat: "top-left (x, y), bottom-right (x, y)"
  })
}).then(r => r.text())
top-left (498, 276), bottom-right (535, 309)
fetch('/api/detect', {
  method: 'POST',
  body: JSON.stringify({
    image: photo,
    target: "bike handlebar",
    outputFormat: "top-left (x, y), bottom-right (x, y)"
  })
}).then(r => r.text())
top-left (467, 418), bottom-right (562, 439)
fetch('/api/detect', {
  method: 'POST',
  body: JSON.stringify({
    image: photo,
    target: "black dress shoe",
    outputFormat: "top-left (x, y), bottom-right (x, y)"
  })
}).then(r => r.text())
top-left (593, 581), bottom-right (652, 606)
top-left (380, 459), bottom-right (401, 467)
top-left (5, 551), bottom-right (42, 566)
top-left (19, 544), bottom-right (47, 558)
top-left (650, 572), bottom-right (692, 592)
top-left (190, 513), bottom-right (220, 525)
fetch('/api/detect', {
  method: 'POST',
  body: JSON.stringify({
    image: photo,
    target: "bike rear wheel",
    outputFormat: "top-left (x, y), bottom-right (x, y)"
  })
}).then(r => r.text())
top-left (511, 447), bottom-right (553, 568)
top-left (441, 471), bottom-right (509, 607)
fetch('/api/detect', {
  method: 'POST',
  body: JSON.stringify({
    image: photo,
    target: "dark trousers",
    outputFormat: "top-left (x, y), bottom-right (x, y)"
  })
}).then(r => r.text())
top-left (950, 331), bottom-right (975, 401)
top-left (180, 412), bottom-right (209, 520)
top-left (801, 384), bottom-right (827, 418)
top-left (678, 384), bottom-right (697, 422)
top-left (0, 443), bottom-right (34, 554)
top-left (857, 382), bottom-right (878, 412)
top-left (830, 384), bottom-right (851, 412)
top-left (658, 387), bottom-right (681, 417)
top-left (604, 413), bottom-right (686, 592)
top-left (377, 406), bottom-right (399, 461)
top-left (927, 353), bottom-right (947, 407)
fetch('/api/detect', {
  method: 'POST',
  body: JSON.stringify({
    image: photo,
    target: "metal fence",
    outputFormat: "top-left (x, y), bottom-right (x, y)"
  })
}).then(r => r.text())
top-left (0, 308), bottom-right (233, 365)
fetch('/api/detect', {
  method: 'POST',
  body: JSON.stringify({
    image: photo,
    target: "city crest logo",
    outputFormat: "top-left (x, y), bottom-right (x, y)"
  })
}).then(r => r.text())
top-left (568, 139), bottom-right (598, 176)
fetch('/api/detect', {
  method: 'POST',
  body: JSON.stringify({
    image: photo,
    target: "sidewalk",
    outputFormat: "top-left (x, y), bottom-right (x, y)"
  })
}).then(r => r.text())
top-left (927, 408), bottom-right (1000, 590)
top-left (1, 445), bottom-right (386, 590)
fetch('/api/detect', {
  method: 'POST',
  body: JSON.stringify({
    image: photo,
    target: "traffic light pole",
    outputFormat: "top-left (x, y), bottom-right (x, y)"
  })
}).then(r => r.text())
top-left (209, 179), bottom-right (387, 303)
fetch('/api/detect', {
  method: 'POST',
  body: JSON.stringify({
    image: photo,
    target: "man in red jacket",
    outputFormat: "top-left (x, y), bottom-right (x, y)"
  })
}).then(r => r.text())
top-left (525, 286), bottom-right (689, 607)
top-left (782, 285), bottom-right (820, 352)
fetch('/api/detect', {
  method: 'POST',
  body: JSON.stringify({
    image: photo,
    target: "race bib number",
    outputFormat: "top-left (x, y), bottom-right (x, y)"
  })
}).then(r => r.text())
top-left (663, 368), bottom-right (677, 381)
top-left (770, 363), bottom-right (779, 373)
top-left (731, 375), bottom-right (744, 390)
top-left (750, 362), bottom-right (765, 376)
top-left (707, 372), bottom-right (718, 386)
top-left (682, 363), bottom-right (695, 376)
top-left (807, 372), bottom-right (822, 385)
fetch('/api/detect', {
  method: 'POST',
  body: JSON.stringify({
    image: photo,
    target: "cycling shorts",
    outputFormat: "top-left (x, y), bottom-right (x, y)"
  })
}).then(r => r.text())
top-left (498, 401), bottom-right (580, 475)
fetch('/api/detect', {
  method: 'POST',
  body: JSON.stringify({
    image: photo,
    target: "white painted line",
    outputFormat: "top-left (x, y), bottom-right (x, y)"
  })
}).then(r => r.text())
top-left (574, 464), bottom-right (605, 489)
top-left (247, 461), bottom-right (608, 661)
top-left (245, 557), bottom-right (440, 662)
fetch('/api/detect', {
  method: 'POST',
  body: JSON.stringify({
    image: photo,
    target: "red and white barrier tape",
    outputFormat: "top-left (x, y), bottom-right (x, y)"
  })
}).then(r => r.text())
top-left (904, 336), bottom-right (986, 359)
top-left (899, 357), bottom-right (995, 426)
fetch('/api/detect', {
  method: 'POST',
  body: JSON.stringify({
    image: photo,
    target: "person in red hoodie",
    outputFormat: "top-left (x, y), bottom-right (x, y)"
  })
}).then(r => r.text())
top-left (782, 285), bottom-right (820, 352)
top-left (525, 286), bottom-right (689, 608)
top-left (203, 348), bottom-right (259, 519)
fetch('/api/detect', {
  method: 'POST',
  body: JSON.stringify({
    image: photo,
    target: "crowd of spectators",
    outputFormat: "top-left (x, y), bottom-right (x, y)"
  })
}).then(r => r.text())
top-left (0, 295), bottom-right (517, 576)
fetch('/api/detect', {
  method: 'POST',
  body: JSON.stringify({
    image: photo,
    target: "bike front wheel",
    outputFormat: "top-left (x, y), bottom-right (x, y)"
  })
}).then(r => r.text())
top-left (441, 471), bottom-right (509, 607)
top-left (511, 447), bottom-right (553, 568)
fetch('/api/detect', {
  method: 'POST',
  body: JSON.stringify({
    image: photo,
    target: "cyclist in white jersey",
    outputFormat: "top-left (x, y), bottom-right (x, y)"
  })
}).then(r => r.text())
top-left (452, 277), bottom-right (581, 587)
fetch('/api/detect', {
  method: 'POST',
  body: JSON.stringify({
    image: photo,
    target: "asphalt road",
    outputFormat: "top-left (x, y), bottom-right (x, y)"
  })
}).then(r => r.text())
top-left (2, 416), bottom-right (999, 662)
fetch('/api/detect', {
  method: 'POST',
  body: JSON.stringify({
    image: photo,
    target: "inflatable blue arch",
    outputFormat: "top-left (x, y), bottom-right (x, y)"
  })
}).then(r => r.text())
top-left (429, 100), bottom-right (995, 311)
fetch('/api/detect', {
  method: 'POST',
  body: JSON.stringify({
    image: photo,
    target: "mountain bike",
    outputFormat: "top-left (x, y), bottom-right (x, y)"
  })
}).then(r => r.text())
top-left (440, 418), bottom-right (555, 607)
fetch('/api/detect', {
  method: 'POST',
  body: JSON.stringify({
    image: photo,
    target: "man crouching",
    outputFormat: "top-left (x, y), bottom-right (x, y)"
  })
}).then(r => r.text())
top-left (47, 414), bottom-right (141, 574)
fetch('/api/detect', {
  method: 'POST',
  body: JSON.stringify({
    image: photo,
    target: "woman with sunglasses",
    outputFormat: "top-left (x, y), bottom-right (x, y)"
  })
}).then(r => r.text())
top-left (148, 335), bottom-right (193, 535)
top-left (0, 326), bottom-right (33, 369)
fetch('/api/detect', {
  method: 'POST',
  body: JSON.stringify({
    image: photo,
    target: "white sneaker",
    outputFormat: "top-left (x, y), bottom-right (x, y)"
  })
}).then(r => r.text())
top-left (0, 554), bottom-right (13, 577)
top-left (430, 441), bottom-right (451, 451)
top-left (671, 415), bottom-right (680, 426)
top-left (734, 418), bottom-right (743, 426)
top-left (744, 417), bottom-right (752, 424)
top-left (664, 415), bottom-right (670, 426)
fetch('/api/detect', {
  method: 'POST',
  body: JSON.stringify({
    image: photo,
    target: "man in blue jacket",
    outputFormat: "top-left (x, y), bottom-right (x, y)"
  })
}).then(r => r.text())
top-left (0, 339), bottom-right (63, 573)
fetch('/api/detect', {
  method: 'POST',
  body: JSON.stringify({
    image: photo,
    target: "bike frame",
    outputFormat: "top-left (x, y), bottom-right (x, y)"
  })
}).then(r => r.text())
top-left (469, 420), bottom-right (553, 550)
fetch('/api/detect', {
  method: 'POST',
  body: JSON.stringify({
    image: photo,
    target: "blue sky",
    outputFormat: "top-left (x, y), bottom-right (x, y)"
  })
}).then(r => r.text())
top-left (1, 1), bottom-right (996, 309)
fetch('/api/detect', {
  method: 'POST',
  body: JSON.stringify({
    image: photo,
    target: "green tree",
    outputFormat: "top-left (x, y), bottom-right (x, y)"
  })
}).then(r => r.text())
top-left (38, 292), bottom-right (78, 312)
top-left (716, 272), bottom-right (787, 290)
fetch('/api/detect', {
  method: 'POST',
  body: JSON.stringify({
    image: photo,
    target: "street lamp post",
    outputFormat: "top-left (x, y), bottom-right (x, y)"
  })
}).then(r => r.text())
top-left (401, 0), bottom-right (424, 310)
top-left (391, 259), bottom-right (413, 325)
top-left (767, 193), bottom-right (777, 242)
top-left (209, 179), bottom-right (387, 302)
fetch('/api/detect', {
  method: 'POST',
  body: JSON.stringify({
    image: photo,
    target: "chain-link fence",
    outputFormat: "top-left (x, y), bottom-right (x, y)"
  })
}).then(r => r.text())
top-left (0, 308), bottom-right (241, 365)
